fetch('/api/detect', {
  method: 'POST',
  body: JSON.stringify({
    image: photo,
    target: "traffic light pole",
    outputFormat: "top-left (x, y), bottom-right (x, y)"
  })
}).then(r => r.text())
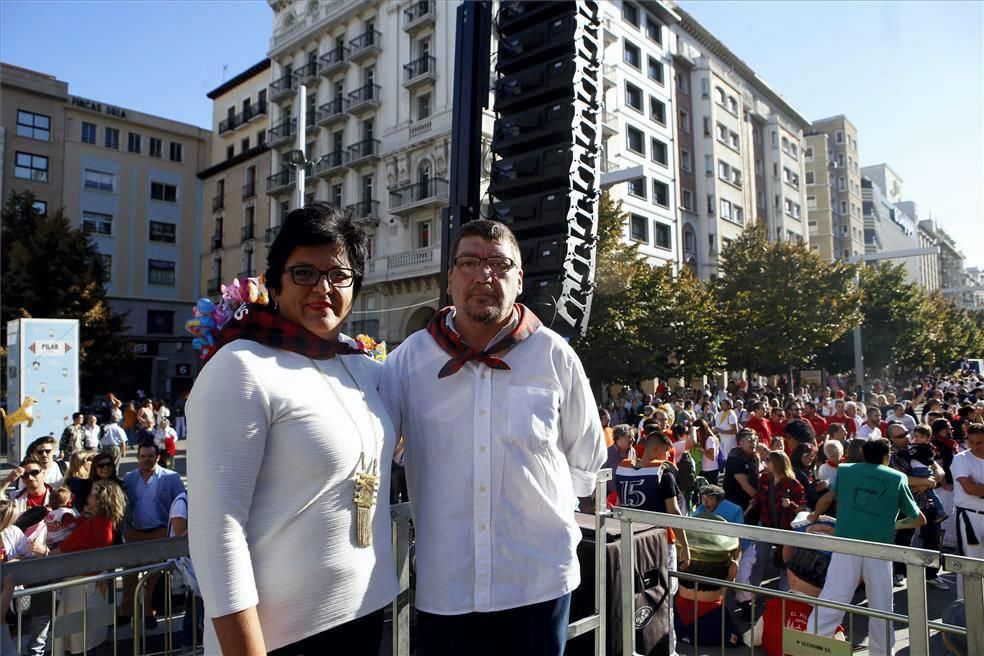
top-left (440, 1), bottom-right (492, 308)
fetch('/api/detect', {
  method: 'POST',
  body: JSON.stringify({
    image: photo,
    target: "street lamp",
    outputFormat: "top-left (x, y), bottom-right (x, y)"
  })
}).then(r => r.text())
top-left (847, 247), bottom-right (939, 398)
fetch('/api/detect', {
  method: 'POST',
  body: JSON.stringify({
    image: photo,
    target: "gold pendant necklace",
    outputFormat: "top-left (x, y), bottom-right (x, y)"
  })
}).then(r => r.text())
top-left (311, 357), bottom-right (381, 548)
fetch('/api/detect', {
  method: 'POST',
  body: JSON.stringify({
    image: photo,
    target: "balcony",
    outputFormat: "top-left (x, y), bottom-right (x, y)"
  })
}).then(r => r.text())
top-left (269, 73), bottom-right (298, 102)
top-left (304, 110), bottom-right (319, 135)
top-left (314, 150), bottom-right (347, 178)
top-left (244, 101), bottom-right (267, 122)
top-left (317, 97), bottom-right (349, 129)
top-left (241, 223), bottom-right (255, 242)
top-left (266, 168), bottom-right (296, 195)
top-left (265, 225), bottom-right (281, 245)
top-left (602, 63), bottom-right (616, 91)
top-left (348, 84), bottom-right (380, 115)
top-left (218, 113), bottom-right (240, 134)
top-left (210, 234), bottom-right (222, 251)
top-left (206, 278), bottom-right (221, 295)
top-left (349, 30), bottom-right (381, 62)
top-left (602, 109), bottom-right (618, 138)
top-left (212, 194), bottom-right (224, 211)
top-left (365, 245), bottom-right (440, 285)
top-left (404, 1), bottom-right (435, 32)
top-left (403, 55), bottom-right (436, 90)
top-left (389, 178), bottom-right (449, 215)
top-left (345, 199), bottom-right (380, 225)
top-left (242, 181), bottom-right (256, 200)
top-left (268, 118), bottom-right (297, 148)
top-left (319, 46), bottom-right (349, 76)
top-left (296, 61), bottom-right (319, 85)
top-left (347, 139), bottom-right (380, 167)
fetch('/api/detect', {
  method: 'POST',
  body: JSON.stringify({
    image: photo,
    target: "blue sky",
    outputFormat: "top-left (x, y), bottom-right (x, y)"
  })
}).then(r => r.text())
top-left (1, 0), bottom-right (981, 268)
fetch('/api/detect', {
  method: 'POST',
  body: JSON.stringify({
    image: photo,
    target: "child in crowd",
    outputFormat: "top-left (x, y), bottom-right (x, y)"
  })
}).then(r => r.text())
top-left (907, 443), bottom-right (946, 519)
top-left (43, 487), bottom-right (80, 550)
top-left (817, 440), bottom-right (844, 489)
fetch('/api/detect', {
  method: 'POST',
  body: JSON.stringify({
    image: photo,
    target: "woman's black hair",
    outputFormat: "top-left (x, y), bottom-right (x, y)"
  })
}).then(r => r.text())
top-left (265, 202), bottom-right (369, 297)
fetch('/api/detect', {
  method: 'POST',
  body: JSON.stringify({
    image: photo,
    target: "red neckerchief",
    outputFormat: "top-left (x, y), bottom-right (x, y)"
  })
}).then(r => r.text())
top-left (827, 459), bottom-right (840, 469)
top-left (427, 304), bottom-right (542, 379)
top-left (207, 303), bottom-right (368, 363)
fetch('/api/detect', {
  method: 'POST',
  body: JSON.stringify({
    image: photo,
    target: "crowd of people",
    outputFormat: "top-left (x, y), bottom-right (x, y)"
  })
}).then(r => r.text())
top-left (1, 398), bottom-right (194, 655)
top-left (606, 372), bottom-right (984, 654)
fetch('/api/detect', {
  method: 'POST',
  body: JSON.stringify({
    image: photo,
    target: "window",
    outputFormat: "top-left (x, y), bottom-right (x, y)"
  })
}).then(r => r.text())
top-left (104, 127), bottom-right (119, 150)
top-left (676, 72), bottom-right (688, 93)
top-left (840, 200), bottom-right (848, 215)
top-left (651, 138), bottom-right (668, 165)
top-left (83, 169), bottom-right (115, 192)
top-left (81, 122), bottom-right (97, 144)
top-left (147, 310), bottom-right (175, 335)
top-left (728, 96), bottom-right (738, 114)
top-left (149, 220), bottom-right (177, 243)
top-left (151, 181), bottom-right (178, 202)
top-left (705, 155), bottom-right (713, 176)
top-left (652, 180), bottom-right (669, 207)
top-left (771, 131), bottom-right (778, 146)
top-left (733, 205), bottom-right (744, 224)
top-left (653, 222), bottom-right (670, 249)
top-left (647, 57), bottom-right (664, 84)
top-left (626, 125), bottom-right (644, 155)
top-left (718, 160), bottom-right (742, 187)
top-left (14, 152), bottom-right (48, 182)
top-left (169, 142), bottom-right (183, 162)
top-left (716, 123), bottom-right (728, 143)
top-left (623, 40), bottom-right (641, 68)
top-left (238, 137), bottom-right (248, 153)
top-left (783, 167), bottom-right (800, 188)
top-left (838, 176), bottom-right (846, 192)
top-left (417, 221), bottom-right (431, 248)
top-left (702, 116), bottom-right (710, 137)
top-left (682, 189), bottom-right (693, 210)
top-left (82, 211), bottom-right (113, 235)
top-left (719, 198), bottom-right (732, 220)
top-left (127, 132), bottom-right (141, 154)
top-left (715, 87), bottom-right (726, 106)
top-left (226, 145), bottom-right (235, 159)
top-left (630, 214), bottom-right (648, 242)
top-left (33, 200), bottom-right (47, 215)
top-left (149, 137), bottom-right (162, 158)
top-left (684, 227), bottom-right (696, 252)
top-left (785, 199), bottom-right (801, 219)
top-left (625, 83), bottom-right (643, 111)
top-left (257, 130), bottom-right (266, 146)
top-left (807, 195), bottom-right (817, 210)
top-left (729, 131), bottom-right (740, 151)
top-left (628, 177), bottom-right (646, 199)
top-left (707, 194), bottom-right (715, 214)
top-left (700, 78), bottom-right (710, 98)
top-left (805, 171), bottom-right (815, 185)
top-left (650, 97), bottom-right (666, 125)
top-left (99, 254), bottom-right (112, 282)
top-left (805, 147), bottom-right (814, 160)
top-left (17, 110), bottom-right (50, 140)
top-left (645, 17), bottom-right (662, 44)
top-left (148, 259), bottom-right (176, 286)
top-left (837, 153), bottom-right (845, 167)
top-left (835, 130), bottom-right (844, 144)
top-left (622, 2), bottom-right (639, 27)
top-left (678, 109), bottom-right (689, 133)
top-left (680, 149), bottom-right (692, 172)
top-left (755, 158), bottom-right (763, 175)
top-left (332, 183), bottom-right (343, 208)
top-left (417, 92), bottom-right (431, 120)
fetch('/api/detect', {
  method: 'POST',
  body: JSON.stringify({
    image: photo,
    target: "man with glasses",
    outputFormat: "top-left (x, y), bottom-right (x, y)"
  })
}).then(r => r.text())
top-left (16, 436), bottom-right (64, 490)
top-left (9, 457), bottom-right (52, 515)
top-left (380, 219), bottom-right (605, 656)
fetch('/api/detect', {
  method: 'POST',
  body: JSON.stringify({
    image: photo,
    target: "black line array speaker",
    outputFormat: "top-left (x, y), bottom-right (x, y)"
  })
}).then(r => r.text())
top-left (490, 0), bottom-right (603, 339)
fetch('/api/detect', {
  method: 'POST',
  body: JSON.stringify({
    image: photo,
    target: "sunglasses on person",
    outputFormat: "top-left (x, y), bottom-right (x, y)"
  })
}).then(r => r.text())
top-left (36, 449), bottom-right (53, 455)
top-left (95, 461), bottom-right (114, 469)
top-left (21, 469), bottom-right (43, 479)
top-left (286, 265), bottom-right (357, 288)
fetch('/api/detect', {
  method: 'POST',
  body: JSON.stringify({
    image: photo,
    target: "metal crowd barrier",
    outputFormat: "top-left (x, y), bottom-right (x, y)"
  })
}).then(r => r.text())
top-left (612, 506), bottom-right (984, 656)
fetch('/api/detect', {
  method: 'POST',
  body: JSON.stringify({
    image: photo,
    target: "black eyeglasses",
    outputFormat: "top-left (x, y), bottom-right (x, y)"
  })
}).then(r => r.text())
top-left (36, 449), bottom-right (53, 455)
top-left (452, 255), bottom-right (516, 275)
top-left (286, 265), bottom-right (357, 288)
top-left (22, 470), bottom-right (42, 478)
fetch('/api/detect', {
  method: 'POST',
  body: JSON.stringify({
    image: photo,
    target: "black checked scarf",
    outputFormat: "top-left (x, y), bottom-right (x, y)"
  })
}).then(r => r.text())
top-left (205, 302), bottom-right (368, 363)
top-left (427, 304), bottom-right (542, 379)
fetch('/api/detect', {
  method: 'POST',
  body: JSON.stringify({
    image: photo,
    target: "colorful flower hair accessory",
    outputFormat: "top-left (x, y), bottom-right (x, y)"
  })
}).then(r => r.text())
top-left (186, 275), bottom-right (270, 360)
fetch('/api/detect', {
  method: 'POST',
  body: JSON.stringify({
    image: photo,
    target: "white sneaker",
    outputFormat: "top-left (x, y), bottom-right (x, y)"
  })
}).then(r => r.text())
top-left (927, 577), bottom-right (950, 590)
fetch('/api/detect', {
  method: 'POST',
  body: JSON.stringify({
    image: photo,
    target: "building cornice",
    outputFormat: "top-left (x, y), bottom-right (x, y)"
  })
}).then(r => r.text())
top-left (198, 144), bottom-right (271, 180)
top-left (207, 59), bottom-right (272, 99)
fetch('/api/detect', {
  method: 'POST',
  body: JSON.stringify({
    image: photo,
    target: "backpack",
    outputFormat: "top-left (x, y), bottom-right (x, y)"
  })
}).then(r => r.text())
top-left (675, 452), bottom-right (698, 496)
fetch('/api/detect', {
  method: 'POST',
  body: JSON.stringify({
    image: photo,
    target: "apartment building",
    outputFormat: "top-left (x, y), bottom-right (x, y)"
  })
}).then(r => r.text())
top-left (667, 3), bottom-right (811, 280)
top-left (804, 115), bottom-right (864, 260)
top-left (861, 176), bottom-right (921, 283)
top-left (914, 214), bottom-right (941, 291)
top-left (265, 0), bottom-right (452, 343)
top-left (197, 59), bottom-right (273, 297)
top-left (1, 63), bottom-right (211, 398)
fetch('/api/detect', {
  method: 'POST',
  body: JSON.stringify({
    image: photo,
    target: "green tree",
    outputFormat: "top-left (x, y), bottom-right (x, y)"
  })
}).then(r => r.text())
top-left (713, 226), bottom-right (860, 376)
top-left (1, 191), bottom-right (134, 397)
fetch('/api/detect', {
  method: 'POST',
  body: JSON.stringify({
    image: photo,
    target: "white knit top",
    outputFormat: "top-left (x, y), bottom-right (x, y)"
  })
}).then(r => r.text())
top-left (186, 339), bottom-right (399, 653)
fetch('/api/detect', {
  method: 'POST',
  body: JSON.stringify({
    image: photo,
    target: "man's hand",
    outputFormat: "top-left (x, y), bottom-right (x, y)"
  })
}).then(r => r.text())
top-left (678, 544), bottom-right (691, 571)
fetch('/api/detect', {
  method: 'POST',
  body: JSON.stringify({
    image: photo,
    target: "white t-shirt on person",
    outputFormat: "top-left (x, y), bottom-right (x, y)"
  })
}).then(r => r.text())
top-left (701, 434), bottom-right (720, 472)
top-left (951, 450), bottom-right (984, 512)
top-left (715, 411), bottom-right (739, 454)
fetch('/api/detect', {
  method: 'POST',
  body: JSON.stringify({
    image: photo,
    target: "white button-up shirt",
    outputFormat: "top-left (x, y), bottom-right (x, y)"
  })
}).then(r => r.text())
top-left (380, 313), bottom-right (606, 615)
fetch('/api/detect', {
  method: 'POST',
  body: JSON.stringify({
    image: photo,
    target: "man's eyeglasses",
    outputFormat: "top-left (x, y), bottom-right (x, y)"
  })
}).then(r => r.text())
top-left (22, 469), bottom-right (42, 479)
top-left (286, 265), bottom-right (357, 288)
top-left (452, 255), bottom-right (516, 275)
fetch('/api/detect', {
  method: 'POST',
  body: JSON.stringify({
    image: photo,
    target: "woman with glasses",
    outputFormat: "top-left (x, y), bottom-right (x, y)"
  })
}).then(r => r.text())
top-left (187, 203), bottom-right (398, 656)
top-left (63, 449), bottom-right (99, 513)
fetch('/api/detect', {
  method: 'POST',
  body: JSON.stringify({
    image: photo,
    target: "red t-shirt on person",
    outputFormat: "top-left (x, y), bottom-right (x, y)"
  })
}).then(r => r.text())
top-left (827, 415), bottom-right (857, 437)
top-left (60, 515), bottom-right (115, 553)
top-left (26, 491), bottom-right (49, 508)
top-left (769, 419), bottom-right (786, 439)
top-left (808, 415), bottom-right (828, 440)
top-left (746, 415), bottom-right (772, 443)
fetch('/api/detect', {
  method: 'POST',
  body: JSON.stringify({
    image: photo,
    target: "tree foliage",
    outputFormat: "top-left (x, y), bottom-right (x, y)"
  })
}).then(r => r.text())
top-left (712, 226), bottom-right (860, 375)
top-left (1, 192), bottom-right (134, 396)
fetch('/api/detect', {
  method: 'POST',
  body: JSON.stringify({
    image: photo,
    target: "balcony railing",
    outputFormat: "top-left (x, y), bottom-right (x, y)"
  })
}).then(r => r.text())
top-left (318, 97), bottom-right (349, 126)
top-left (404, 0), bottom-right (435, 30)
top-left (241, 223), bottom-right (255, 242)
top-left (315, 150), bottom-right (347, 177)
top-left (218, 114), bottom-right (240, 134)
top-left (266, 168), bottom-right (296, 194)
top-left (296, 60), bottom-right (319, 82)
top-left (265, 225), bottom-right (281, 245)
top-left (348, 83), bottom-right (381, 113)
top-left (347, 138), bottom-right (380, 165)
top-left (207, 278), bottom-right (221, 294)
top-left (211, 234), bottom-right (223, 251)
top-left (244, 101), bottom-right (267, 122)
top-left (389, 178), bottom-right (449, 212)
top-left (349, 30), bottom-right (382, 60)
top-left (320, 46), bottom-right (349, 75)
top-left (242, 181), bottom-right (256, 199)
top-left (346, 199), bottom-right (380, 222)
top-left (365, 245), bottom-right (441, 283)
top-left (212, 194), bottom-right (224, 211)
top-left (403, 55), bottom-right (436, 87)
top-left (270, 73), bottom-right (298, 101)
top-left (268, 118), bottom-right (296, 146)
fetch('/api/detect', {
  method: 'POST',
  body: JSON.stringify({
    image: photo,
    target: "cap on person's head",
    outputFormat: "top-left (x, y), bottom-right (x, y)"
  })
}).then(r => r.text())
top-left (688, 512), bottom-right (740, 560)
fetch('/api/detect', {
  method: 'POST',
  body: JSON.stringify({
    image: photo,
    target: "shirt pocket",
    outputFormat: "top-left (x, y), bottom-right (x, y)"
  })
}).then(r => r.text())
top-left (507, 386), bottom-right (561, 454)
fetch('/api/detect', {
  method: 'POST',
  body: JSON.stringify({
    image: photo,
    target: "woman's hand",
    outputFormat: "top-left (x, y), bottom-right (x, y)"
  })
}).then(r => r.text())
top-left (27, 542), bottom-right (50, 557)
